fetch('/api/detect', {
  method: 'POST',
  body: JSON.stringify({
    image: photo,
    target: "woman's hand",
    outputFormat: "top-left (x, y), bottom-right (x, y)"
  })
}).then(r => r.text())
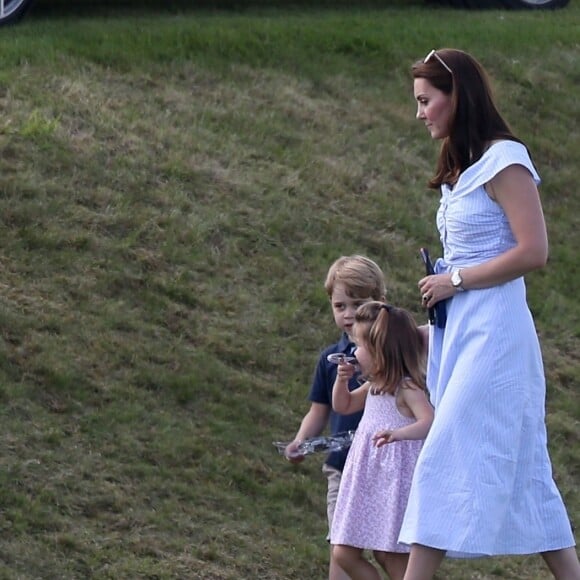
top-left (418, 273), bottom-right (456, 308)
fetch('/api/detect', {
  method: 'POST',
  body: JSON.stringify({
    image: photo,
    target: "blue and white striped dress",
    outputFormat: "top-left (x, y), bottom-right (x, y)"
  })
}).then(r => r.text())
top-left (399, 140), bottom-right (576, 557)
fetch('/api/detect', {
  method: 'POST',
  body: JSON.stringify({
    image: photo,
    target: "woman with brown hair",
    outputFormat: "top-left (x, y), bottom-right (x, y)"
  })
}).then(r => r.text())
top-left (399, 49), bottom-right (580, 579)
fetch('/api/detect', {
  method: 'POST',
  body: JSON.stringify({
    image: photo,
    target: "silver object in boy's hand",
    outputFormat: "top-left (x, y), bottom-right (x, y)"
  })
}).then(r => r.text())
top-left (273, 430), bottom-right (356, 456)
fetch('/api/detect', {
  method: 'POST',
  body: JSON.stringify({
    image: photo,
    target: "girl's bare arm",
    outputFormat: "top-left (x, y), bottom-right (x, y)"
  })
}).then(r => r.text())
top-left (332, 363), bottom-right (369, 414)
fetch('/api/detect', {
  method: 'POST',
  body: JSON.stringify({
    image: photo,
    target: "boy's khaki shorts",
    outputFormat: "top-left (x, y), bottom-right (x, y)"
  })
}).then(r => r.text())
top-left (322, 463), bottom-right (342, 542)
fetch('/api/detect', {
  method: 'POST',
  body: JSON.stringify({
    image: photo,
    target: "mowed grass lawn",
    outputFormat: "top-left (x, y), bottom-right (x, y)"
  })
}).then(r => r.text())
top-left (0, 1), bottom-right (579, 578)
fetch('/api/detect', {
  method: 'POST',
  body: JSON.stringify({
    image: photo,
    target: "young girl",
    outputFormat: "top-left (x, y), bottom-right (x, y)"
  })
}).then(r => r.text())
top-left (330, 302), bottom-right (434, 580)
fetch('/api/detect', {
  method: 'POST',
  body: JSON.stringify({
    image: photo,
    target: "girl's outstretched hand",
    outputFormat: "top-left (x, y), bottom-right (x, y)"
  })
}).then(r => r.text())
top-left (373, 430), bottom-right (400, 447)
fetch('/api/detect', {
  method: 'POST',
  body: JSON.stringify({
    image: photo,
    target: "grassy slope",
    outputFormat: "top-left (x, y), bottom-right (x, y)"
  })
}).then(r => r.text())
top-left (0, 2), bottom-right (578, 578)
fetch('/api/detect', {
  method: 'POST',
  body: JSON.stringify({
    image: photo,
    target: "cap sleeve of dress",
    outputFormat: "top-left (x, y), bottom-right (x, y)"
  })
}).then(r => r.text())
top-left (485, 140), bottom-right (540, 185)
top-left (448, 140), bottom-right (541, 197)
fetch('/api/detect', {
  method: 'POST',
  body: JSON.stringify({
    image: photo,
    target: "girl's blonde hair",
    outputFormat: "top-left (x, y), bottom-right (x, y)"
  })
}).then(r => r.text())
top-left (355, 302), bottom-right (426, 396)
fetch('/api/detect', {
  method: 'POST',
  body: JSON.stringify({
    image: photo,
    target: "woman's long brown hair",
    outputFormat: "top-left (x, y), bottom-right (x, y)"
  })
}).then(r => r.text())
top-left (412, 49), bottom-right (527, 189)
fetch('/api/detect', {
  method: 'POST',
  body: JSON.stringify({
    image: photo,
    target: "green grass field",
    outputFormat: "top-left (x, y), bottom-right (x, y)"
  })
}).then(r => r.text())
top-left (0, 1), bottom-right (579, 578)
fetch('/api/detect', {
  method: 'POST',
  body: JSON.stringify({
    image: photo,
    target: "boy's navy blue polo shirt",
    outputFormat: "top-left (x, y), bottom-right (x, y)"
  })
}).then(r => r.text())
top-left (308, 332), bottom-right (363, 472)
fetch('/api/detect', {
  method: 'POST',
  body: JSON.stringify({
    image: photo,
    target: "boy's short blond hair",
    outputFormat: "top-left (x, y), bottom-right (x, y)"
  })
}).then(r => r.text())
top-left (324, 255), bottom-right (386, 300)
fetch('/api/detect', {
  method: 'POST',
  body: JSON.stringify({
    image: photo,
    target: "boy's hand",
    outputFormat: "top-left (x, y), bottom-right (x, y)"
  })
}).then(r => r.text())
top-left (284, 441), bottom-right (306, 463)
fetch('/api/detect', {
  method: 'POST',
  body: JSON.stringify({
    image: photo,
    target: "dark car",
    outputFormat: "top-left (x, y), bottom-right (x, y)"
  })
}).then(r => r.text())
top-left (1, 0), bottom-right (35, 25)
top-left (0, 0), bottom-right (572, 27)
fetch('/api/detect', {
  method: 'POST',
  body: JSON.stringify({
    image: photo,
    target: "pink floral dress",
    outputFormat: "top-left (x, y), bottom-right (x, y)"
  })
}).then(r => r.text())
top-left (331, 387), bottom-right (424, 552)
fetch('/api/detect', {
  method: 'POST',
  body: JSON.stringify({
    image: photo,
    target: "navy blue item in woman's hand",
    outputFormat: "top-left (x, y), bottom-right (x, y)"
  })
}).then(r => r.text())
top-left (420, 248), bottom-right (447, 328)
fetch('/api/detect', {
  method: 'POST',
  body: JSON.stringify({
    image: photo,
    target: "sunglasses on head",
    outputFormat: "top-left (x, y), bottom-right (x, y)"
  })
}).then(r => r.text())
top-left (424, 49), bottom-right (453, 75)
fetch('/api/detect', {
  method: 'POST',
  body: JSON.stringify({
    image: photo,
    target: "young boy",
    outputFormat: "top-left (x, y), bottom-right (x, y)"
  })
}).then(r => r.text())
top-left (285, 255), bottom-right (387, 580)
